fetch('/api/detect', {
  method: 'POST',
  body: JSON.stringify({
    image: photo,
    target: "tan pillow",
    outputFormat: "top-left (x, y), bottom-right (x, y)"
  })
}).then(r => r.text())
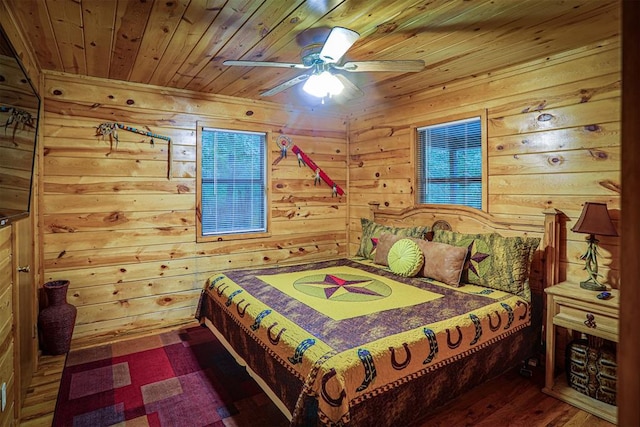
top-left (373, 233), bottom-right (404, 266)
top-left (413, 240), bottom-right (468, 286)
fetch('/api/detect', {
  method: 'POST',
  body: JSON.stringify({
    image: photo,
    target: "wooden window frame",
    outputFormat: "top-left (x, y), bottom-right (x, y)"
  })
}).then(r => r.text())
top-left (196, 121), bottom-right (272, 243)
top-left (412, 110), bottom-right (488, 211)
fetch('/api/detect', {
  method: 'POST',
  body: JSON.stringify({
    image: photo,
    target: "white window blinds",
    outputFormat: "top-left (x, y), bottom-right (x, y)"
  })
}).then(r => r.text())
top-left (416, 117), bottom-right (482, 209)
top-left (200, 128), bottom-right (267, 236)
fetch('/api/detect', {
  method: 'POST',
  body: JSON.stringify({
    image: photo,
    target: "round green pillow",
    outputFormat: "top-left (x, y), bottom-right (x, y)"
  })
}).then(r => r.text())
top-left (388, 238), bottom-right (424, 277)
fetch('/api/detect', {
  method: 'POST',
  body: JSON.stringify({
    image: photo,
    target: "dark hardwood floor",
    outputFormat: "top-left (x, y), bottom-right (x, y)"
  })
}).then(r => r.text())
top-left (416, 367), bottom-right (613, 427)
top-left (19, 322), bottom-right (614, 427)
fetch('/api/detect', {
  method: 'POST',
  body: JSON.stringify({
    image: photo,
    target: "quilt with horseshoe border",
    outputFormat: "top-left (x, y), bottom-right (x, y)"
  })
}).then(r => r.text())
top-left (196, 258), bottom-right (532, 426)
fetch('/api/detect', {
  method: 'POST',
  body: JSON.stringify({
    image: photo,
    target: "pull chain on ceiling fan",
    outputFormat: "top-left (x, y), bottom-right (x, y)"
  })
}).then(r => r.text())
top-left (223, 27), bottom-right (425, 101)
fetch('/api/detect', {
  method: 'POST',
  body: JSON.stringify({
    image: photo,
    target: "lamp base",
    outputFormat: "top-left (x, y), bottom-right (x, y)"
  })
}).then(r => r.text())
top-left (580, 280), bottom-right (607, 292)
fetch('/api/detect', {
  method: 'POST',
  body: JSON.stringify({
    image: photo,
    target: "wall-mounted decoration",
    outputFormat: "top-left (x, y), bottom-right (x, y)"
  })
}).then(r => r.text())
top-left (96, 122), bottom-right (173, 180)
top-left (1, 106), bottom-right (35, 141)
top-left (96, 122), bottom-right (119, 146)
top-left (291, 145), bottom-right (344, 196)
top-left (296, 150), bottom-right (306, 167)
top-left (0, 26), bottom-right (41, 227)
top-left (273, 134), bottom-right (293, 165)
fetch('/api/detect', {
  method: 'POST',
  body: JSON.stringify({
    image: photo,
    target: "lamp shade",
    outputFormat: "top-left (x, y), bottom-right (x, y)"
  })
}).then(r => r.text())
top-left (571, 202), bottom-right (618, 236)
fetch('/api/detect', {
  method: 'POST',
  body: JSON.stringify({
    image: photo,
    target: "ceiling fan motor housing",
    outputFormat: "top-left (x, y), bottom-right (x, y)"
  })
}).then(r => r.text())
top-left (301, 44), bottom-right (324, 66)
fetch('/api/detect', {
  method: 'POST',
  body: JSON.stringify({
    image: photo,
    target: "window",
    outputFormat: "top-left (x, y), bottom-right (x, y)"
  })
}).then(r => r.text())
top-left (198, 127), bottom-right (268, 240)
top-left (416, 116), bottom-right (483, 209)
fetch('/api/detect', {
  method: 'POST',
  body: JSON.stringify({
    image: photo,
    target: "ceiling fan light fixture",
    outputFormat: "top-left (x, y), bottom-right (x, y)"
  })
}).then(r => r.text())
top-left (224, 26), bottom-right (423, 99)
top-left (303, 71), bottom-right (344, 98)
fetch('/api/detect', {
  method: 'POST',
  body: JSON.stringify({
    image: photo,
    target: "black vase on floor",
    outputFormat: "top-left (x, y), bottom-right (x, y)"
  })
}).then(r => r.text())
top-left (39, 280), bottom-right (77, 355)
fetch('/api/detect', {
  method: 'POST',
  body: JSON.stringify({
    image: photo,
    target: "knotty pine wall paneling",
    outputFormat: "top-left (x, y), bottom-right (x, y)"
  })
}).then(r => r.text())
top-left (1, 5), bottom-right (42, 423)
top-left (348, 38), bottom-right (621, 289)
top-left (0, 55), bottom-right (38, 216)
top-left (41, 73), bottom-right (348, 340)
top-left (0, 226), bottom-right (15, 427)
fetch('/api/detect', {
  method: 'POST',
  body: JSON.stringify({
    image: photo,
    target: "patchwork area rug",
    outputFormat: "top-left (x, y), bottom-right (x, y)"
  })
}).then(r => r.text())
top-left (53, 325), bottom-right (289, 427)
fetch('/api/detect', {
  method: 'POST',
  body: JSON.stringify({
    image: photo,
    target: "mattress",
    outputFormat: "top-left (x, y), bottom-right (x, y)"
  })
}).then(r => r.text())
top-left (196, 258), bottom-right (535, 426)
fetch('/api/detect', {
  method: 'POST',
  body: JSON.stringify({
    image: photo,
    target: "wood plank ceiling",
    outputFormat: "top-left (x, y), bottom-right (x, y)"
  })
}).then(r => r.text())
top-left (7, 0), bottom-right (620, 112)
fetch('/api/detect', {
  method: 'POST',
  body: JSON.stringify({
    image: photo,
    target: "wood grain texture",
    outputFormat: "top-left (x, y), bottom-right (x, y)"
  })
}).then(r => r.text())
top-left (5, 0), bottom-right (620, 111)
top-left (11, 217), bottom-right (37, 422)
top-left (0, 2), bottom-right (633, 423)
top-left (41, 73), bottom-right (348, 339)
top-left (0, 0), bottom-right (43, 82)
top-left (347, 40), bottom-right (622, 291)
top-left (44, 0), bottom-right (85, 75)
top-left (0, 54), bottom-right (38, 214)
top-left (619, 2), bottom-right (640, 424)
top-left (0, 225), bottom-right (15, 427)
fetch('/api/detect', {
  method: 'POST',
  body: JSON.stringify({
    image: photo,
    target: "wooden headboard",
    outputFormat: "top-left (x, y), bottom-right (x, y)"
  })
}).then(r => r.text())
top-left (368, 202), bottom-right (561, 295)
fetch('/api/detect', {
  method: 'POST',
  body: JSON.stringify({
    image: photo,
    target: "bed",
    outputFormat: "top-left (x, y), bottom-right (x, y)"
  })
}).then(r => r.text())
top-left (196, 203), bottom-right (560, 426)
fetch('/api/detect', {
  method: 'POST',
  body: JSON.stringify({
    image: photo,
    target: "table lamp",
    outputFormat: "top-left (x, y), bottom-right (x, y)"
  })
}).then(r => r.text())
top-left (571, 202), bottom-right (618, 291)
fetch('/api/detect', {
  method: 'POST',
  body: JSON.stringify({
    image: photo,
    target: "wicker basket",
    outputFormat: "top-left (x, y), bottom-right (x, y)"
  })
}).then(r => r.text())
top-left (38, 280), bottom-right (77, 355)
top-left (566, 338), bottom-right (617, 406)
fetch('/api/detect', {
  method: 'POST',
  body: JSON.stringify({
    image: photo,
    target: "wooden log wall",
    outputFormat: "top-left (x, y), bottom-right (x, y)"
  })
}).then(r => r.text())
top-left (41, 73), bottom-right (347, 340)
top-left (348, 37), bottom-right (621, 289)
top-left (0, 226), bottom-right (15, 426)
top-left (0, 55), bottom-right (38, 216)
top-left (0, 1), bottom-right (40, 88)
top-left (1, 5), bottom-right (42, 424)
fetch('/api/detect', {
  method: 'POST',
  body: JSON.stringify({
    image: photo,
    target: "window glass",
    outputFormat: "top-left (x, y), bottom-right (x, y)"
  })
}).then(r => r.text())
top-left (200, 128), bottom-right (267, 236)
top-left (417, 117), bottom-right (482, 209)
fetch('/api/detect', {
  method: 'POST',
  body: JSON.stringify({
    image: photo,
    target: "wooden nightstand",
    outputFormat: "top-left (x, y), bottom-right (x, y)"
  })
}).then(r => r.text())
top-left (543, 281), bottom-right (619, 424)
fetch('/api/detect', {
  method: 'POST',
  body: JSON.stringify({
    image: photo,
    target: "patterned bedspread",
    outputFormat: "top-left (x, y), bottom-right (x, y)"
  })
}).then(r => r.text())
top-left (196, 258), bottom-right (532, 426)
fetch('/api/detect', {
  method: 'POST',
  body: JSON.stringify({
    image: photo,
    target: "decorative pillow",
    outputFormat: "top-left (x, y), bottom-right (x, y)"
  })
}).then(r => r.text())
top-left (412, 240), bottom-right (468, 286)
top-left (432, 230), bottom-right (541, 301)
top-left (388, 239), bottom-right (425, 277)
top-left (373, 233), bottom-right (404, 266)
top-left (357, 218), bottom-right (429, 260)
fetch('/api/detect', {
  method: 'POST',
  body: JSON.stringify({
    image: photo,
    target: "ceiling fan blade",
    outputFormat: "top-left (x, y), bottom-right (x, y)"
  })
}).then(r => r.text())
top-left (261, 74), bottom-right (311, 96)
top-left (334, 74), bottom-right (363, 98)
top-left (338, 60), bottom-right (425, 73)
top-left (223, 60), bottom-right (309, 69)
top-left (319, 27), bottom-right (359, 63)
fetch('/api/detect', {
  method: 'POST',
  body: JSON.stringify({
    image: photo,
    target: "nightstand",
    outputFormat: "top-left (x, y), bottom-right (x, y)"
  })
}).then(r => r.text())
top-left (543, 281), bottom-right (619, 424)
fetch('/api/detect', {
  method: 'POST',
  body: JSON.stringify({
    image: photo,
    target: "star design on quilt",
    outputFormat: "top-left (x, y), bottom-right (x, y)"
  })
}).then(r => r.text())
top-left (301, 274), bottom-right (381, 299)
top-left (466, 240), bottom-right (490, 276)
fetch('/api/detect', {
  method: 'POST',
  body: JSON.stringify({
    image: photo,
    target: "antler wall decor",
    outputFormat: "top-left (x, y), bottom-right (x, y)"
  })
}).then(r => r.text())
top-left (272, 134), bottom-right (293, 165)
top-left (1, 106), bottom-right (35, 142)
top-left (96, 122), bottom-right (173, 180)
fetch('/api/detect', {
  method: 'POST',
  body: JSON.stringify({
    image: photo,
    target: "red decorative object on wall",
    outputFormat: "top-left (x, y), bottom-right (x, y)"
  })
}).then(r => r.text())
top-left (291, 145), bottom-right (345, 196)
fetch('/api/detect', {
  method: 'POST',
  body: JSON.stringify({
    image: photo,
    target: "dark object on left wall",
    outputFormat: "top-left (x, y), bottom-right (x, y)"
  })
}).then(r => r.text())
top-left (39, 280), bottom-right (77, 355)
top-left (0, 26), bottom-right (41, 228)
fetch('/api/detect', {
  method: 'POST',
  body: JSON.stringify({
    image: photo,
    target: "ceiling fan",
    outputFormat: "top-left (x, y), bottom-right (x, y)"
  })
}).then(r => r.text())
top-left (223, 27), bottom-right (425, 100)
